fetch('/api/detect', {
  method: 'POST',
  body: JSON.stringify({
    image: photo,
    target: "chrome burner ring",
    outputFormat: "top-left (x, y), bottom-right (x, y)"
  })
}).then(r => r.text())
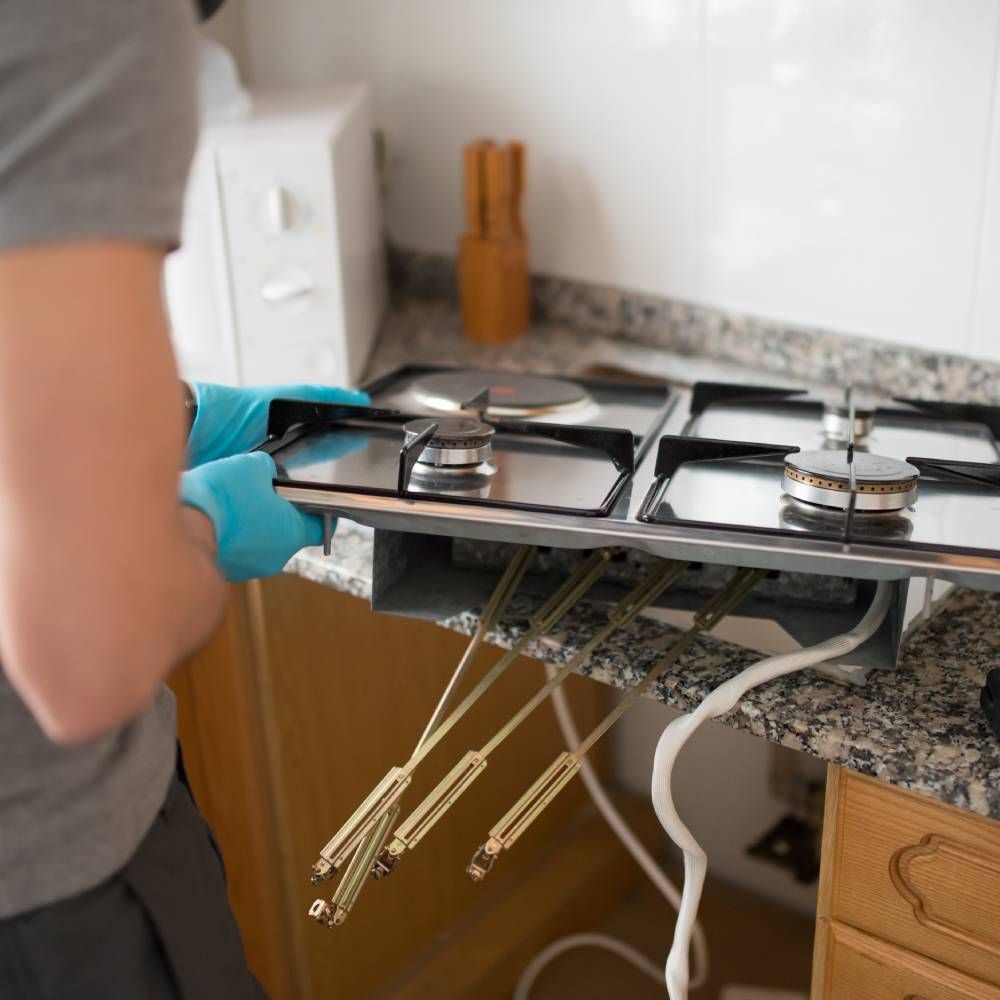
top-left (408, 461), bottom-right (496, 497)
top-left (782, 450), bottom-right (919, 512)
top-left (404, 417), bottom-right (495, 468)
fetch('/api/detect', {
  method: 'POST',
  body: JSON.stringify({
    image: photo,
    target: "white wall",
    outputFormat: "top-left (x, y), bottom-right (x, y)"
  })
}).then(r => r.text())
top-left (234, 0), bottom-right (1000, 362)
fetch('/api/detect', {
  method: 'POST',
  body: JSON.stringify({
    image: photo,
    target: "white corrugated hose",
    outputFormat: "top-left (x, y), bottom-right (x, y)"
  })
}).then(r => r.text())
top-left (653, 581), bottom-right (892, 999)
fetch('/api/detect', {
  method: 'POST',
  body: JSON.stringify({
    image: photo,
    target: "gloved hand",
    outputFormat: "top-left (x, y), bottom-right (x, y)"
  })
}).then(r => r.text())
top-left (180, 452), bottom-right (325, 582)
top-left (186, 382), bottom-right (369, 469)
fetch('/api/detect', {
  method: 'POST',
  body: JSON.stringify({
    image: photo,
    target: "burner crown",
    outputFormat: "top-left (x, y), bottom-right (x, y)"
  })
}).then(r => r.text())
top-left (403, 416), bottom-right (495, 468)
top-left (783, 450), bottom-right (919, 512)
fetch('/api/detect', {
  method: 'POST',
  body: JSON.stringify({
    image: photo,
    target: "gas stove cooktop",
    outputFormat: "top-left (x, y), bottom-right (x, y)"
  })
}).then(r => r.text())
top-left (260, 364), bottom-right (1000, 593)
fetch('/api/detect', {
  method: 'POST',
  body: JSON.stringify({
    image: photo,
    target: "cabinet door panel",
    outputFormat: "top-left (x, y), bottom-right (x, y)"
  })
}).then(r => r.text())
top-left (817, 918), bottom-right (1000, 1000)
top-left (820, 768), bottom-right (1000, 986)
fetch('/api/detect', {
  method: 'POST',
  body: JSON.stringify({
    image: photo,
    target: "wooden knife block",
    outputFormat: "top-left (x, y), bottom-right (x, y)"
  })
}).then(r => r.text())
top-left (459, 234), bottom-right (530, 343)
top-left (458, 140), bottom-right (531, 343)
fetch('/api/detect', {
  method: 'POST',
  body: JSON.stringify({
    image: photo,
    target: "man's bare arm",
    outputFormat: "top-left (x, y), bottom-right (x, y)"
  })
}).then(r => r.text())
top-left (0, 242), bottom-right (227, 744)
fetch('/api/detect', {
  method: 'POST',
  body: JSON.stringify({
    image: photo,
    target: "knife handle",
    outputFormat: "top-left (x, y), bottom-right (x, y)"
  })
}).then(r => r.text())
top-left (484, 144), bottom-right (513, 241)
top-left (463, 141), bottom-right (489, 237)
top-left (509, 141), bottom-right (525, 238)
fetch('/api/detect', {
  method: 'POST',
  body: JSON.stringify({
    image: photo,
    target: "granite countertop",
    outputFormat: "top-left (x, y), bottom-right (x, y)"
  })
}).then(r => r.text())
top-left (362, 296), bottom-right (806, 389)
top-left (286, 298), bottom-right (1000, 819)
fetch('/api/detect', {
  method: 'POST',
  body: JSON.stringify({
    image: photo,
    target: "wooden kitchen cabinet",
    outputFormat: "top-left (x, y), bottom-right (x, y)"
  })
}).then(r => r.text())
top-left (813, 765), bottom-right (1000, 998)
top-left (170, 573), bottom-right (647, 1000)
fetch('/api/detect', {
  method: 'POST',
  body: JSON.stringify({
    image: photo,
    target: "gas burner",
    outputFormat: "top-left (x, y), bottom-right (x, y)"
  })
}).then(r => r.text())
top-left (821, 396), bottom-right (876, 443)
top-left (782, 451), bottom-right (919, 512)
top-left (409, 370), bottom-right (591, 418)
top-left (403, 417), bottom-right (496, 470)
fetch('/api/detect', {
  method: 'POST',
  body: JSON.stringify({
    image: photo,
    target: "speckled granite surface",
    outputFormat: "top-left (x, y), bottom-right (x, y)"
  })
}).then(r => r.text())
top-left (364, 295), bottom-right (1000, 409)
top-left (288, 524), bottom-right (1000, 818)
top-left (391, 247), bottom-right (1000, 403)
top-left (283, 294), bottom-right (1000, 818)
top-left (365, 297), bottom-right (817, 392)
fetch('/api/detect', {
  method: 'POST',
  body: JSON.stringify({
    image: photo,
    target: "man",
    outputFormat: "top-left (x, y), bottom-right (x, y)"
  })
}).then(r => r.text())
top-left (0, 1), bottom-right (358, 995)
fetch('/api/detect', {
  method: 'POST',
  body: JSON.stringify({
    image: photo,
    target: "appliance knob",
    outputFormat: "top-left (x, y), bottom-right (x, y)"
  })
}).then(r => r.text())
top-left (262, 184), bottom-right (297, 233)
top-left (259, 267), bottom-right (313, 304)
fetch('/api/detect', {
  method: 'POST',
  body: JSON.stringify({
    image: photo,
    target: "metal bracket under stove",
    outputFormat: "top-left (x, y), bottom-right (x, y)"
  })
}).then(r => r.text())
top-left (367, 529), bottom-right (910, 684)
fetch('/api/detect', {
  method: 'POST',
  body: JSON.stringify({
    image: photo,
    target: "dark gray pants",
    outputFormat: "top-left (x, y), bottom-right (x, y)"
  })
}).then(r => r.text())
top-left (0, 769), bottom-right (264, 999)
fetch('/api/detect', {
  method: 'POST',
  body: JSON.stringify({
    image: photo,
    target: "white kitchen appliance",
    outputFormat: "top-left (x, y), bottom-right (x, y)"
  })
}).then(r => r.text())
top-left (165, 84), bottom-right (385, 387)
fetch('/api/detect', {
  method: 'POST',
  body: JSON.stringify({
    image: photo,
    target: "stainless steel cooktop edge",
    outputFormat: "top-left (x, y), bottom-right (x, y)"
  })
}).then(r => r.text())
top-left (278, 486), bottom-right (1000, 592)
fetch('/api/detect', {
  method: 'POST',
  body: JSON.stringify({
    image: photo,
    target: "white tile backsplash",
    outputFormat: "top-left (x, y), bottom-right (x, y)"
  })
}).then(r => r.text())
top-left (239, 0), bottom-right (1000, 362)
top-left (374, 0), bottom-right (705, 298)
top-left (700, 0), bottom-right (1000, 355)
top-left (972, 26), bottom-right (1000, 363)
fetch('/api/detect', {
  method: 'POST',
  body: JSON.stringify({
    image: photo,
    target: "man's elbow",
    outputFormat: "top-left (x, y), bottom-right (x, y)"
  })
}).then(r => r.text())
top-left (33, 696), bottom-right (145, 747)
top-left (9, 650), bottom-right (164, 747)
top-left (35, 707), bottom-right (111, 748)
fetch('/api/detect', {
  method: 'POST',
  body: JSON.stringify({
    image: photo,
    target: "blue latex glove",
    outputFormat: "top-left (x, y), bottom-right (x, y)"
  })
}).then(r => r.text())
top-left (186, 382), bottom-right (369, 469)
top-left (180, 452), bottom-right (325, 582)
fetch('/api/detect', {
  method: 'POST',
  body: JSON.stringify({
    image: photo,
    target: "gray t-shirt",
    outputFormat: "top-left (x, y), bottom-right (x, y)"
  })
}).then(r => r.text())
top-left (0, 0), bottom-right (199, 916)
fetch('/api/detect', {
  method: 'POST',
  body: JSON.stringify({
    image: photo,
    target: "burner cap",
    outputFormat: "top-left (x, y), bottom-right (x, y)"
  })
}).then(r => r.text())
top-left (409, 370), bottom-right (590, 418)
top-left (404, 416), bottom-right (495, 468)
top-left (782, 450), bottom-right (919, 512)
top-left (821, 398), bottom-right (876, 441)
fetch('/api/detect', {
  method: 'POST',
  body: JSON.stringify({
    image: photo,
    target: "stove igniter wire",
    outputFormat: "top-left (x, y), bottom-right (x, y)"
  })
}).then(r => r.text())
top-left (652, 579), bottom-right (893, 1000)
top-left (512, 669), bottom-right (710, 1000)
